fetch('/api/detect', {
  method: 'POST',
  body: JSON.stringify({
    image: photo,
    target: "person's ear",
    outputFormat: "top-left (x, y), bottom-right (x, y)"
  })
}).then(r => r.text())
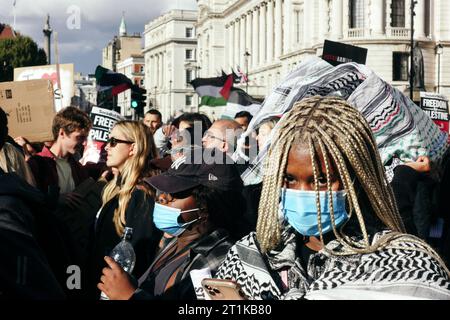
top-left (59, 128), bottom-right (66, 139)
top-left (129, 143), bottom-right (137, 156)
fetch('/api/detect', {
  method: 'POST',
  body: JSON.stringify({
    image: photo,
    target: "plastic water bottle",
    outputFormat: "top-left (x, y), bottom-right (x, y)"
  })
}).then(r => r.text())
top-left (100, 227), bottom-right (136, 300)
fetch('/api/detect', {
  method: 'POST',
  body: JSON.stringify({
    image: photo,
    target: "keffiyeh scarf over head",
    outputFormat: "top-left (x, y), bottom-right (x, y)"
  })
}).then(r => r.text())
top-left (235, 57), bottom-right (449, 184)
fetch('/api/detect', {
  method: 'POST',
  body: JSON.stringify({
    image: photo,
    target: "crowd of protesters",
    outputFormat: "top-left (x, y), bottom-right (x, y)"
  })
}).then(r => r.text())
top-left (1, 93), bottom-right (450, 300)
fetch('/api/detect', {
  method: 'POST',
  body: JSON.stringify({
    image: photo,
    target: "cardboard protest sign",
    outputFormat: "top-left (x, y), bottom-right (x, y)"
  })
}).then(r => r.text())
top-left (322, 40), bottom-right (368, 66)
top-left (0, 79), bottom-right (55, 142)
top-left (14, 64), bottom-right (74, 112)
top-left (80, 106), bottom-right (124, 165)
top-left (420, 92), bottom-right (449, 133)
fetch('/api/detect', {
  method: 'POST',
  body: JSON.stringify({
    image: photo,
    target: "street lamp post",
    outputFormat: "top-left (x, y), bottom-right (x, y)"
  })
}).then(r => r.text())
top-left (436, 44), bottom-right (444, 94)
top-left (195, 65), bottom-right (201, 112)
top-left (244, 51), bottom-right (251, 93)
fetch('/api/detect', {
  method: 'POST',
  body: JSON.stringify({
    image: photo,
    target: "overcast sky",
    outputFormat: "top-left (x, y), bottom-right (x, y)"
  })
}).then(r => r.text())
top-left (0, 0), bottom-right (197, 75)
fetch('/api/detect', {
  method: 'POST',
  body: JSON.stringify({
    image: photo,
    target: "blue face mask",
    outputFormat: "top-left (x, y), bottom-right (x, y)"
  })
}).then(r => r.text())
top-left (153, 203), bottom-right (200, 236)
top-left (281, 188), bottom-right (349, 237)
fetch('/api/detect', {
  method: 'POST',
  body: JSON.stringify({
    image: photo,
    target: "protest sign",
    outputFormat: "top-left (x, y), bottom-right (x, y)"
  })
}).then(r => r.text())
top-left (0, 79), bottom-right (55, 142)
top-left (14, 64), bottom-right (74, 112)
top-left (80, 106), bottom-right (124, 165)
top-left (322, 40), bottom-right (368, 66)
top-left (420, 92), bottom-right (449, 133)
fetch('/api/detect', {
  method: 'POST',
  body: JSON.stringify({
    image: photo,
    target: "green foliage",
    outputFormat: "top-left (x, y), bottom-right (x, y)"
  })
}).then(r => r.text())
top-left (0, 35), bottom-right (47, 82)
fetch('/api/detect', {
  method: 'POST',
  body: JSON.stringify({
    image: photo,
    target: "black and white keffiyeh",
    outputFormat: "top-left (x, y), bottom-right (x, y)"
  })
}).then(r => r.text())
top-left (216, 228), bottom-right (450, 300)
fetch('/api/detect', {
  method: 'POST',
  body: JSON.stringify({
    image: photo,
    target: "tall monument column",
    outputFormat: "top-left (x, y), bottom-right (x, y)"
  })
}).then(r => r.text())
top-left (43, 14), bottom-right (52, 65)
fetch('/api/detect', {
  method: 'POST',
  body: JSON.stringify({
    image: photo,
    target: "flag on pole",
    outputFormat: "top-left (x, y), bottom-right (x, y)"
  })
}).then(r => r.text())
top-left (190, 74), bottom-right (230, 106)
top-left (222, 87), bottom-right (261, 119)
top-left (95, 65), bottom-right (133, 95)
top-left (236, 66), bottom-right (248, 84)
top-left (191, 73), bottom-right (261, 118)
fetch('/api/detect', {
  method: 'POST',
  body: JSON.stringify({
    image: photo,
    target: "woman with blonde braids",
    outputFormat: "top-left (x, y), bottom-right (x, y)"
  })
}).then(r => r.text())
top-left (87, 120), bottom-right (162, 299)
top-left (216, 96), bottom-right (450, 300)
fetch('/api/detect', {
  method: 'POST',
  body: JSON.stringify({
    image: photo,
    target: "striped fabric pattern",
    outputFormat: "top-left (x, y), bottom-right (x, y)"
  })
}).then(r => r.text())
top-left (216, 230), bottom-right (450, 300)
top-left (236, 57), bottom-right (449, 185)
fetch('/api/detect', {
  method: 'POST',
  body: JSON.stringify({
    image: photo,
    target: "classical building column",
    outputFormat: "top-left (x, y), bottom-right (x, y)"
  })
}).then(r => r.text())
top-left (267, 0), bottom-right (274, 62)
top-left (435, 0), bottom-right (442, 40)
top-left (259, 3), bottom-right (267, 65)
top-left (252, 7), bottom-right (260, 68)
top-left (161, 52), bottom-right (163, 88)
top-left (318, 0), bottom-right (328, 42)
top-left (414, 0), bottom-right (426, 38)
top-left (240, 14), bottom-right (247, 67)
top-left (370, 0), bottom-right (384, 36)
top-left (303, 0), bottom-right (313, 47)
top-left (246, 11), bottom-right (252, 54)
top-left (234, 18), bottom-right (240, 68)
top-left (405, 0), bottom-right (411, 32)
top-left (342, 0), bottom-right (349, 39)
top-left (274, 0), bottom-right (282, 58)
top-left (229, 22), bottom-right (235, 69)
top-left (283, 0), bottom-right (292, 54)
top-left (156, 54), bottom-right (160, 87)
top-left (147, 56), bottom-right (155, 90)
top-left (385, 0), bottom-right (392, 33)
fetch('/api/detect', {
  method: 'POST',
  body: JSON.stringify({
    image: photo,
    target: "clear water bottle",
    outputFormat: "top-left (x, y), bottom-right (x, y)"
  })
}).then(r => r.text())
top-left (100, 227), bottom-right (136, 300)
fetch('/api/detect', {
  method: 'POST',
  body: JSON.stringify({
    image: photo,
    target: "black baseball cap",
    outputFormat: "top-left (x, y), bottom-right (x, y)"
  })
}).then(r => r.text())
top-left (144, 148), bottom-right (243, 194)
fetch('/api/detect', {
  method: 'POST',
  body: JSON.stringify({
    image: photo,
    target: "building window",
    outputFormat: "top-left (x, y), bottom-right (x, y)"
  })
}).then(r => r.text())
top-left (186, 95), bottom-right (193, 106)
top-left (186, 27), bottom-right (193, 38)
top-left (349, 0), bottom-right (364, 29)
top-left (140, 65), bottom-right (144, 73)
top-left (391, 0), bottom-right (405, 28)
top-left (393, 52), bottom-right (409, 81)
top-left (186, 69), bottom-right (193, 83)
top-left (140, 79), bottom-right (144, 86)
top-left (186, 49), bottom-right (194, 60)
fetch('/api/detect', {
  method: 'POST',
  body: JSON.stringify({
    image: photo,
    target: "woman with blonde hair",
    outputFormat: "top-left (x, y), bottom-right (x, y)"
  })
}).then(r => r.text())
top-left (216, 96), bottom-right (450, 300)
top-left (87, 120), bottom-right (162, 299)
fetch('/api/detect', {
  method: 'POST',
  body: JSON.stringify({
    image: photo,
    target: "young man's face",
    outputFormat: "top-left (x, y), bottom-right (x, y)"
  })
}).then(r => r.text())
top-left (60, 129), bottom-right (88, 156)
top-left (143, 114), bottom-right (162, 134)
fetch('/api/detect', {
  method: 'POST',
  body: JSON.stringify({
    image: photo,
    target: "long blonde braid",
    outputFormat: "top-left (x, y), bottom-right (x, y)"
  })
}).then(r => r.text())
top-left (256, 96), bottom-right (450, 276)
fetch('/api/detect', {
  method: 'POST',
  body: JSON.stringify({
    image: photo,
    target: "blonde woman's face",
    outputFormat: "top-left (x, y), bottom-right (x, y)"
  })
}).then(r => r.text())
top-left (105, 126), bottom-right (135, 172)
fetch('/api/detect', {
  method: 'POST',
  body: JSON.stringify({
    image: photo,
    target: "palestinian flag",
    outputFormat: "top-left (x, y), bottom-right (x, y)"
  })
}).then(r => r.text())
top-left (190, 74), bottom-right (233, 107)
top-left (95, 65), bottom-right (133, 96)
top-left (221, 87), bottom-right (262, 119)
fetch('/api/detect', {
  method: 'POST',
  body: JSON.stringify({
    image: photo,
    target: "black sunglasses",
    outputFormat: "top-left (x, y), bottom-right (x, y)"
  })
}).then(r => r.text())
top-left (106, 137), bottom-right (134, 147)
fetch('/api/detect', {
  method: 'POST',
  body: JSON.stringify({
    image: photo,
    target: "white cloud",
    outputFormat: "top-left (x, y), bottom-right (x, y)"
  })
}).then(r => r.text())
top-left (0, 0), bottom-right (198, 73)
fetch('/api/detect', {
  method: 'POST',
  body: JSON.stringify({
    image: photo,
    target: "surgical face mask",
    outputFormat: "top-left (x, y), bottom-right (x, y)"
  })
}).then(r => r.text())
top-left (281, 188), bottom-right (348, 237)
top-left (153, 203), bottom-right (201, 236)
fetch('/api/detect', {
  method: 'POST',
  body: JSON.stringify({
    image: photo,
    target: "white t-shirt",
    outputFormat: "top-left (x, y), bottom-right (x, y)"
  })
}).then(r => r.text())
top-left (55, 157), bottom-right (75, 194)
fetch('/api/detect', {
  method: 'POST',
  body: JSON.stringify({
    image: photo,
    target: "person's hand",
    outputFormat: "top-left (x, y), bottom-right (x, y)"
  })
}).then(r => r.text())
top-left (58, 192), bottom-right (83, 210)
top-left (162, 125), bottom-right (176, 138)
top-left (14, 136), bottom-right (28, 147)
top-left (97, 256), bottom-right (136, 300)
top-left (405, 155), bottom-right (431, 173)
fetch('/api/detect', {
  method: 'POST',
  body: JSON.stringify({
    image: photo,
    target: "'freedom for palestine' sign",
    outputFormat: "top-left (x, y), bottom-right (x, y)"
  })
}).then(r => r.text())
top-left (420, 92), bottom-right (449, 133)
